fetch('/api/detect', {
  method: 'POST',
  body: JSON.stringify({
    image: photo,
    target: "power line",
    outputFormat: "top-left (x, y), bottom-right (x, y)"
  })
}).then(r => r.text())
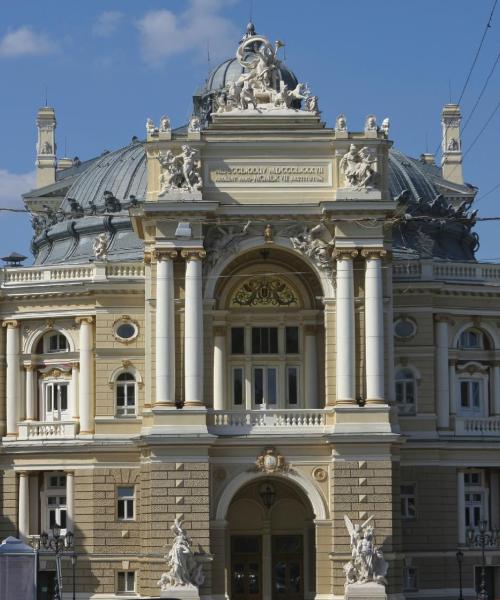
top-left (461, 50), bottom-right (500, 134)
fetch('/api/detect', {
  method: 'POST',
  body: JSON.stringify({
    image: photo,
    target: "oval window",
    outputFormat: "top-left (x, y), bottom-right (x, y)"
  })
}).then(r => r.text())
top-left (113, 320), bottom-right (138, 342)
top-left (394, 318), bottom-right (416, 339)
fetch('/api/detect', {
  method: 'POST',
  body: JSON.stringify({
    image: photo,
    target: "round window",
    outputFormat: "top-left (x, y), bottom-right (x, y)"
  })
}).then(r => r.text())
top-left (114, 320), bottom-right (138, 342)
top-left (394, 318), bottom-right (416, 339)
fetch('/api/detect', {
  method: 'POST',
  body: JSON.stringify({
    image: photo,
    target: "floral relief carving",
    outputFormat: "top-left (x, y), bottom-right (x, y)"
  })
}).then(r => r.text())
top-left (230, 276), bottom-right (299, 308)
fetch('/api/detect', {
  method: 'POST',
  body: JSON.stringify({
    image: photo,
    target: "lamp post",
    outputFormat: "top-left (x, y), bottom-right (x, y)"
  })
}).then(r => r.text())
top-left (71, 551), bottom-right (77, 600)
top-left (33, 524), bottom-right (74, 600)
top-left (466, 520), bottom-right (500, 600)
top-left (456, 550), bottom-right (464, 600)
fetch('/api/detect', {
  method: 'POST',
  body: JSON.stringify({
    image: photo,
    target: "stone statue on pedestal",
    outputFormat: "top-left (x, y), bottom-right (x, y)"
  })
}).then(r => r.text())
top-left (343, 515), bottom-right (388, 586)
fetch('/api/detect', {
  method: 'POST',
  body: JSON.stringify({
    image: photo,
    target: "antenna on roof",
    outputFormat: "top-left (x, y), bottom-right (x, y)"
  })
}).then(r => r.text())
top-left (249, 0), bottom-right (254, 22)
top-left (425, 131), bottom-right (429, 153)
top-left (64, 136), bottom-right (67, 157)
top-left (44, 85), bottom-right (48, 107)
top-left (207, 40), bottom-right (211, 67)
top-left (448, 80), bottom-right (452, 104)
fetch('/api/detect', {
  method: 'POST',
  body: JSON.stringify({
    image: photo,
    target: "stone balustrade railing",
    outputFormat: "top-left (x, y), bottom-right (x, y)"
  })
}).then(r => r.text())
top-left (17, 421), bottom-right (79, 441)
top-left (1, 262), bottom-right (145, 287)
top-left (393, 260), bottom-right (500, 283)
top-left (208, 409), bottom-right (329, 434)
top-left (455, 416), bottom-right (500, 436)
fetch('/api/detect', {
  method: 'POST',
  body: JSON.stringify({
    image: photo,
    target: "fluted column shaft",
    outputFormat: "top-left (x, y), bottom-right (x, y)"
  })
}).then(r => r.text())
top-left (182, 250), bottom-right (206, 406)
top-left (435, 316), bottom-right (450, 429)
top-left (457, 471), bottom-right (466, 544)
top-left (213, 327), bottom-right (226, 410)
top-left (76, 317), bottom-right (94, 434)
top-left (363, 250), bottom-right (386, 403)
top-left (66, 471), bottom-right (74, 532)
top-left (25, 365), bottom-right (35, 421)
top-left (4, 320), bottom-right (20, 436)
top-left (335, 251), bottom-right (357, 403)
top-left (71, 363), bottom-right (79, 421)
top-left (304, 325), bottom-right (318, 408)
top-left (493, 363), bottom-right (500, 416)
top-left (155, 251), bottom-right (177, 405)
top-left (18, 472), bottom-right (29, 540)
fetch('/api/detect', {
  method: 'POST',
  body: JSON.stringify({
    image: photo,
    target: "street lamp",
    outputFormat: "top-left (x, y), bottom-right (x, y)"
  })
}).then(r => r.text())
top-left (456, 550), bottom-right (464, 600)
top-left (465, 520), bottom-right (500, 600)
top-left (35, 524), bottom-right (75, 600)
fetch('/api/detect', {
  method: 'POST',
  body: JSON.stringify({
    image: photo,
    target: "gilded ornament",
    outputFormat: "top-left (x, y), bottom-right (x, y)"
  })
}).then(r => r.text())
top-left (255, 447), bottom-right (287, 474)
top-left (231, 277), bottom-right (298, 308)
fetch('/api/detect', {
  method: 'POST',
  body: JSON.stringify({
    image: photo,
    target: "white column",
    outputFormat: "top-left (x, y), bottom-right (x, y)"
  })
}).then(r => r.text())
top-left (457, 471), bottom-right (465, 544)
top-left (305, 325), bottom-right (318, 408)
top-left (435, 316), bottom-right (450, 429)
top-left (18, 472), bottom-right (29, 540)
top-left (66, 471), bottom-right (74, 532)
top-left (155, 251), bottom-right (177, 406)
top-left (449, 362), bottom-right (457, 415)
top-left (335, 250), bottom-right (357, 403)
top-left (4, 320), bottom-right (20, 436)
top-left (182, 250), bottom-right (205, 406)
top-left (71, 363), bottom-right (79, 421)
top-left (363, 250), bottom-right (385, 403)
top-left (490, 472), bottom-right (500, 529)
top-left (76, 317), bottom-right (94, 434)
top-left (493, 363), bottom-right (500, 415)
top-left (213, 327), bottom-right (226, 410)
top-left (25, 365), bottom-right (35, 421)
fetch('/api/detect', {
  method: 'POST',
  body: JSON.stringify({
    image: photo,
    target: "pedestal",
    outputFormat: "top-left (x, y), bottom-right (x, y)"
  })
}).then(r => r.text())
top-left (160, 585), bottom-right (200, 600)
top-left (345, 582), bottom-right (387, 600)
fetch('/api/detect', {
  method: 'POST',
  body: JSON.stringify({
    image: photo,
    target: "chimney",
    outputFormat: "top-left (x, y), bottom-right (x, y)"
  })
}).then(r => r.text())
top-left (420, 153), bottom-right (435, 166)
top-left (441, 104), bottom-right (463, 184)
top-left (57, 157), bottom-right (74, 171)
top-left (35, 106), bottom-right (57, 188)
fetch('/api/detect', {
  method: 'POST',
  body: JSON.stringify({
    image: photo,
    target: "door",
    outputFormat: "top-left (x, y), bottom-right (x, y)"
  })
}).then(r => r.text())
top-left (272, 535), bottom-right (303, 600)
top-left (44, 382), bottom-right (69, 422)
top-left (38, 571), bottom-right (56, 600)
top-left (231, 536), bottom-right (262, 600)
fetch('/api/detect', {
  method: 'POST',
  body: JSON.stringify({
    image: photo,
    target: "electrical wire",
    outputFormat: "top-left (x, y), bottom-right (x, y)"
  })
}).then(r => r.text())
top-left (461, 50), bottom-right (500, 134)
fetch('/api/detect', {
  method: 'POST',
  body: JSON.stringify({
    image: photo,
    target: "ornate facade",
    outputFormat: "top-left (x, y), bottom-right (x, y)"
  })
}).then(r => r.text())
top-left (1, 23), bottom-right (499, 600)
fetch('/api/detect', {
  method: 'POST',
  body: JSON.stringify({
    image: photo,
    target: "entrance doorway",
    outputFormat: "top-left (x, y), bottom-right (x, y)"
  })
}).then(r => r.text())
top-left (37, 571), bottom-right (56, 600)
top-left (227, 479), bottom-right (314, 600)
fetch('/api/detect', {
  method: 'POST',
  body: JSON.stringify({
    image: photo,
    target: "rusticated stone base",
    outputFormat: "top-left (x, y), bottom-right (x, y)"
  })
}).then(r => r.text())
top-left (345, 582), bottom-right (387, 600)
top-left (160, 584), bottom-right (200, 599)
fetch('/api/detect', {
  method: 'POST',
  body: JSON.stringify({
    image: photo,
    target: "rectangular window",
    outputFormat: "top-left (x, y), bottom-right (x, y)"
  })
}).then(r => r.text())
top-left (459, 379), bottom-right (483, 415)
top-left (231, 327), bottom-right (245, 354)
top-left (403, 566), bottom-right (418, 591)
top-left (253, 367), bottom-right (277, 406)
top-left (117, 487), bottom-right (135, 521)
top-left (287, 367), bottom-right (298, 405)
top-left (233, 367), bottom-right (244, 406)
top-left (48, 495), bottom-right (67, 530)
top-left (285, 327), bottom-right (299, 354)
top-left (251, 327), bottom-right (278, 354)
top-left (400, 484), bottom-right (416, 519)
top-left (117, 571), bottom-right (135, 593)
top-left (465, 492), bottom-right (484, 528)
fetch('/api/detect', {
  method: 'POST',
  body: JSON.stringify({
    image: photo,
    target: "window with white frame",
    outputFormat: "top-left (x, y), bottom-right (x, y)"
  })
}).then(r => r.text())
top-left (117, 486), bottom-right (135, 521)
top-left (117, 571), bottom-right (135, 594)
top-left (395, 369), bottom-right (416, 415)
top-left (464, 471), bottom-right (486, 530)
top-left (42, 379), bottom-right (70, 422)
top-left (458, 377), bottom-right (485, 417)
top-left (458, 328), bottom-right (484, 350)
top-left (116, 373), bottom-right (137, 417)
top-left (229, 325), bottom-right (303, 408)
top-left (42, 474), bottom-right (67, 533)
top-left (403, 566), bottom-right (418, 591)
top-left (43, 332), bottom-right (69, 353)
top-left (401, 484), bottom-right (416, 519)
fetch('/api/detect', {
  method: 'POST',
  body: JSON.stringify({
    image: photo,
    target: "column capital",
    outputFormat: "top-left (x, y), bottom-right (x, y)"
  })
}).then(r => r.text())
top-left (23, 364), bottom-right (35, 372)
top-left (213, 325), bottom-right (226, 337)
top-left (75, 315), bottom-right (94, 326)
top-left (434, 314), bottom-right (454, 324)
top-left (2, 319), bottom-right (20, 329)
top-left (144, 251), bottom-right (152, 265)
top-left (153, 249), bottom-right (178, 262)
top-left (360, 248), bottom-right (387, 260)
top-left (332, 248), bottom-right (358, 261)
top-left (181, 249), bottom-right (206, 261)
top-left (304, 324), bottom-right (319, 336)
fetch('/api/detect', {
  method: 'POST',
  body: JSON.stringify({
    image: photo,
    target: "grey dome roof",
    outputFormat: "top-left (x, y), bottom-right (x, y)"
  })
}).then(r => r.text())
top-left (31, 140), bottom-right (477, 265)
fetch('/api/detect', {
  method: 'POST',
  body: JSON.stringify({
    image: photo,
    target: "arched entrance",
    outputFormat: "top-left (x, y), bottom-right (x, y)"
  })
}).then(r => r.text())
top-left (226, 477), bottom-right (316, 600)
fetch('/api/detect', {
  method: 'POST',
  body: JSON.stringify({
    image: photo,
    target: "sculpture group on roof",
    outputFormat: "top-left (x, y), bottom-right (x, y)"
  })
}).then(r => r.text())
top-left (214, 25), bottom-right (319, 115)
top-left (340, 144), bottom-right (378, 189)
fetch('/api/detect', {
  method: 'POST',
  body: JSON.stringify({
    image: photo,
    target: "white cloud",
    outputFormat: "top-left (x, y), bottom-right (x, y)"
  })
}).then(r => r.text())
top-left (92, 11), bottom-right (123, 37)
top-left (0, 169), bottom-right (36, 209)
top-left (0, 26), bottom-right (57, 58)
top-left (136, 0), bottom-right (239, 65)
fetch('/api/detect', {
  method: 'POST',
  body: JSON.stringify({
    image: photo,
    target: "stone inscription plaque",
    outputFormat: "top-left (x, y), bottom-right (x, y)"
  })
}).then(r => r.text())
top-left (208, 163), bottom-right (331, 186)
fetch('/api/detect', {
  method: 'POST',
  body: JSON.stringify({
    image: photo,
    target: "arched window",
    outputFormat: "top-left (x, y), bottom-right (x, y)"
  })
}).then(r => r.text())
top-left (395, 369), bottom-right (416, 415)
top-left (458, 328), bottom-right (486, 350)
top-left (116, 373), bottom-right (137, 417)
top-left (36, 331), bottom-right (70, 354)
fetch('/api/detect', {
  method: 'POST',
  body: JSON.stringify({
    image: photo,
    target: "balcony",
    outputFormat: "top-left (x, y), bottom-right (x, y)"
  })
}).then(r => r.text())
top-left (393, 260), bottom-right (500, 284)
top-left (455, 417), bottom-right (500, 437)
top-left (207, 409), bottom-right (331, 436)
top-left (17, 421), bottom-right (79, 441)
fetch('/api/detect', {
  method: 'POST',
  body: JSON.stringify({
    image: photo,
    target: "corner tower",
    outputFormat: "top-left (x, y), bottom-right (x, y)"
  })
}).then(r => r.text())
top-left (441, 103), bottom-right (463, 184)
top-left (35, 106), bottom-right (57, 188)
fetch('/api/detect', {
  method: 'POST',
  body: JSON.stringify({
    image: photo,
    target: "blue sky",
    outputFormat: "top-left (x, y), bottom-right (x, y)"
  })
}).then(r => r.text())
top-left (1, 0), bottom-right (500, 262)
